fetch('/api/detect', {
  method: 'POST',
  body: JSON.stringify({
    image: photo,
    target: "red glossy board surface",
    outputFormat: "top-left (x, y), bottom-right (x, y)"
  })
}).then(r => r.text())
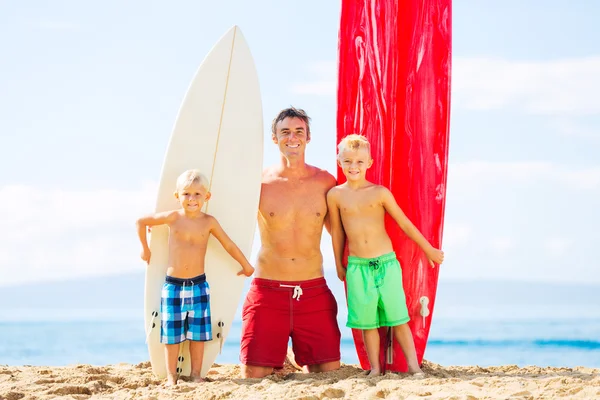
top-left (336, 0), bottom-right (451, 372)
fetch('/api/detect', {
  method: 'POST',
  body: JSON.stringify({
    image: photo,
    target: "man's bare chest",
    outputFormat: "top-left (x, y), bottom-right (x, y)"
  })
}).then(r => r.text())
top-left (260, 182), bottom-right (327, 221)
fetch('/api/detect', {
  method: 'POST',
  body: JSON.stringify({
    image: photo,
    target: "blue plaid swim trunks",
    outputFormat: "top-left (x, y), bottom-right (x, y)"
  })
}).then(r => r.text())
top-left (160, 274), bottom-right (212, 344)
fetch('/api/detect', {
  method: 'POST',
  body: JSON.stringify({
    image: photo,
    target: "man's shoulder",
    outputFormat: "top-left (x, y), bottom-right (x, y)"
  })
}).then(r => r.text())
top-left (307, 164), bottom-right (336, 185)
top-left (261, 166), bottom-right (280, 183)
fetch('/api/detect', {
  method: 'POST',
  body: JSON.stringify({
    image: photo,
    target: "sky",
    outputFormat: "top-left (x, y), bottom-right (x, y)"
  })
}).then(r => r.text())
top-left (0, 0), bottom-right (599, 287)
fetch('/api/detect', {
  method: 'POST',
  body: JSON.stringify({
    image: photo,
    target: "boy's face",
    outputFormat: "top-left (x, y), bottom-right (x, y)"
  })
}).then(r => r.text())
top-left (174, 182), bottom-right (211, 212)
top-left (272, 117), bottom-right (310, 159)
top-left (338, 147), bottom-right (372, 182)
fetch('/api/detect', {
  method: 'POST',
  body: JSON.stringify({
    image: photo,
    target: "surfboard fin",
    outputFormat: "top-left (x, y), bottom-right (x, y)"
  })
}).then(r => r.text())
top-left (419, 296), bottom-right (430, 328)
top-left (216, 321), bottom-right (225, 354)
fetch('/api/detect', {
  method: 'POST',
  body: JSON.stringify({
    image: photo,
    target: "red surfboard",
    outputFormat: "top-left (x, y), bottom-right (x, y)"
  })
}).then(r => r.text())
top-left (336, 0), bottom-right (451, 373)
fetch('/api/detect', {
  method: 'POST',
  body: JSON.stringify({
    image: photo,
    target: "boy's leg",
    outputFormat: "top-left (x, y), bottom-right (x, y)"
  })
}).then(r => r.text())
top-left (189, 340), bottom-right (205, 382)
top-left (186, 278), bottom-right (211, 381)
top-left (160, 279), bottom-right (185, 386)
top-left (362, 329), bottom-right (381, 376)
top-left (164, 343), bottom-right (180, 385)
top-left (392, 324), bottom-right (423, 374)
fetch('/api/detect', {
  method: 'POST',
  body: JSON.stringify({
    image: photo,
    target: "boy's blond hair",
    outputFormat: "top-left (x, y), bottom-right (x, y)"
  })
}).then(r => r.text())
top-left (176, 169), bottom-right (209, 191)
top-left (337, 134), bottom-right (371, 158)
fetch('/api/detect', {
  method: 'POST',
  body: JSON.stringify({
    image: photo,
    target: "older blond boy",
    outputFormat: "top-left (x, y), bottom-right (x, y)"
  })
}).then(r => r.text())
top-left (327, 135), bottom-right (444, 376)
top-left (136, 169), bottom-right (254, 385)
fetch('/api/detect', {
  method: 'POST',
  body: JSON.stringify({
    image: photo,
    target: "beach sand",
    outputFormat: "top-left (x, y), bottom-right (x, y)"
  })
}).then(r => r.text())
top-left (1, 361), bottom-right (598, 400)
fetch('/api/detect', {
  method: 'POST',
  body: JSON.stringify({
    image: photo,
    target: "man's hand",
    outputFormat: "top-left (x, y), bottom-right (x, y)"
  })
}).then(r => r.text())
top-left (336, 266), bottom-right (346, 281)
top-left (141, 248), bottom-right (151, 264)
top-left (425, 247), bottom-right (444, 267)
top-left (237, 265), bottom-right (255, 277)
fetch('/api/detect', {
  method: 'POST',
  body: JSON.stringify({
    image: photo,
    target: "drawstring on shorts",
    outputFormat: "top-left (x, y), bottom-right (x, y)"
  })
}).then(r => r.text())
top-left (280, 284), bottom-right (303, 300)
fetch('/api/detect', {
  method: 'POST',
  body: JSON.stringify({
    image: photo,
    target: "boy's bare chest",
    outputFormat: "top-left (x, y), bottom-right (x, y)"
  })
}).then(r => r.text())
top-left (339, 193), bottom-right (382, 216)
top-left (170, 220), bottom-right (210, 244)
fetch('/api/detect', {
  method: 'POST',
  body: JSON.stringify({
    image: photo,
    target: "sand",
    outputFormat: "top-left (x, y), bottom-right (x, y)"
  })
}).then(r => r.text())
top-left (1, 361), bottom-right (598, 400)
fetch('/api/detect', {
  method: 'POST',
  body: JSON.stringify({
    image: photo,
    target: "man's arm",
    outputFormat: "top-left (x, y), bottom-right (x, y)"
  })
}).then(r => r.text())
top-left (326, 188), bottom-right (347, 281)
top-left (381, 188), bottom-right (444, 267)
top-left (322, 171), bottom-right (338, 235)
top-left (209, 216), bottom-right (254, 276)
top-left (135, 210), bottom-right (178, 263)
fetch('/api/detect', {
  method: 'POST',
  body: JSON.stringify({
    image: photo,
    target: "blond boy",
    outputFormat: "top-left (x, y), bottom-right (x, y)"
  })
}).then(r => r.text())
top-left (136, 169), bottom-right (254, 385)
top-left (327, 135), bottom-right (444, 376)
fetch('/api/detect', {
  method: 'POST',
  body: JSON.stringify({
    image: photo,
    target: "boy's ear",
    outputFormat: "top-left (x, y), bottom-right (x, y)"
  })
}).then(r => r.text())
top-left (205, 192), bottom-right (212, 201)
top-left (337, 158), bottom-right (342, 168)
top-left (368, 158), bottom-right (374, 168)
top-left (173, 191), bottom-right (179, 199)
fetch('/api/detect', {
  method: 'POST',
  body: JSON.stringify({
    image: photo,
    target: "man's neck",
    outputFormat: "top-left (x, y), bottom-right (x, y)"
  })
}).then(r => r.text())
top-left (278, 155), bottom-right (309, 178)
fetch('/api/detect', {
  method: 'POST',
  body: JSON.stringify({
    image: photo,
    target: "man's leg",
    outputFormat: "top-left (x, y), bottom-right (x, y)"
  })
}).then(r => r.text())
top-left (241, 364), bottom-right (274, 378)
top-left (291, 285), bottom-right (341, 373)
top-left (239, 282), bottom-right (289, 378)
top-left (304, 360), bottom-right (341, 373)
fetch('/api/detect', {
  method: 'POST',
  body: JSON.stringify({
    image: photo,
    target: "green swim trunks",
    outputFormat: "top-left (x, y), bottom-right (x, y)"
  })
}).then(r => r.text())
top-left (346, 252), bottom-right (410, 329)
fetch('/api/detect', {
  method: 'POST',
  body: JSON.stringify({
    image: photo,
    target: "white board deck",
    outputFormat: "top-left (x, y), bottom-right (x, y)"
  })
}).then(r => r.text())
top-left (143, 25), bottom-right (263, 378)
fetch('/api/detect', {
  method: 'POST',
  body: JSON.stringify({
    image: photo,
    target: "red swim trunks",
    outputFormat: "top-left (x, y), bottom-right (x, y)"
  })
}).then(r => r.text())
top-left (240, 277), bottom-right (341, 368)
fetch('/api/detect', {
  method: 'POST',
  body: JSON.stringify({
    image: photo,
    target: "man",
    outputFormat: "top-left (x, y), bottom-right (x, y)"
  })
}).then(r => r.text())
top-left (240, 107), bottom-right (341, 378)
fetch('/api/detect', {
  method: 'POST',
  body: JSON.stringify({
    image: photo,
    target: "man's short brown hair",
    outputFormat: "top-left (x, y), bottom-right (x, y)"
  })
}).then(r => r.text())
top-left (271, 107), bottom-right (311, 139)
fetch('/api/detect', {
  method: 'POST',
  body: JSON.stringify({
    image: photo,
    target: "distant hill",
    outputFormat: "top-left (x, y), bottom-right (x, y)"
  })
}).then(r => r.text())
top-left (1, 271), bottom-right (599, 319)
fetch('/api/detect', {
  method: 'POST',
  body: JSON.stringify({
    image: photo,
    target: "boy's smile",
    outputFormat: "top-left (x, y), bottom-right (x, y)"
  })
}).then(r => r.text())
top-left (338, 147), bottom-right (373, 182)
top-left (175, 182), bottom-right (211, 213)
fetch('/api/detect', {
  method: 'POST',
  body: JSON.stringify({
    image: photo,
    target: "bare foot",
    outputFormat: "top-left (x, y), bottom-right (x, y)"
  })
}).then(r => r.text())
top-left (408, 367), bottom-right (425, 379)
top-left (190, 375), bottom-right (206, 383)
top-left (366, 369), bottom-right (381, 377)
top-left (165, 374), bottom-right (178, 386)
top-left (285, 347), bottom-right (302, 371)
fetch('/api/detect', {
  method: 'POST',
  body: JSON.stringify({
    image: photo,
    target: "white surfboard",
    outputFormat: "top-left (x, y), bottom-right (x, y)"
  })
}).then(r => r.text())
top-left (143, 25), bottom-right (263, 379)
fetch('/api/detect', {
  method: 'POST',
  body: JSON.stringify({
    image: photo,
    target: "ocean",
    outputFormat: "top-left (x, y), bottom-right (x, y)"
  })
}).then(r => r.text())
top-left (1, 314), bottom-right (599, 368)
top-left (1, 274), bottom-right (599, 369)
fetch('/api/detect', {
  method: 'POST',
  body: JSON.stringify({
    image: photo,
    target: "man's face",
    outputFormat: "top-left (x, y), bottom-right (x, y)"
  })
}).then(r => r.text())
top-left (272, 117), bottom-right (310, 158)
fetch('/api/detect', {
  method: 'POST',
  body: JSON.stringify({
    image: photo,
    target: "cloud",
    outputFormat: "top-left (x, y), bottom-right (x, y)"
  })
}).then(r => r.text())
top-left (449, 161), bottom-right (600, 190)
top-left (543, 237), bottom-right (573, 257)
top-left (36, 21), bottom-right (81, 31)
top-left (0, 183), bottom-right (157, 287)
top-left (453, 56), bottom-right (600, 115)
top-left (442, 222), bottom-right (472, 249)
top-left (489, 237), bottom-right (514, 253)
top-left (552, 118), bottom-right (600, 140)
top-left (292, 57), bottom-right (600, 115)
top-left (290, 61), bottom-right (336, 96)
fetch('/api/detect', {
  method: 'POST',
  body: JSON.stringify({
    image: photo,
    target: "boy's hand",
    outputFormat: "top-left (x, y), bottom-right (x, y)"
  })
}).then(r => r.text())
top-left (141, 248), bottom-right (151, 264)
top-left (425, 247), bottom-right (444, 267)
top-left (336, 266), bottom-right (346, 281)
top-left (237, 265), bottom-right (255, 277)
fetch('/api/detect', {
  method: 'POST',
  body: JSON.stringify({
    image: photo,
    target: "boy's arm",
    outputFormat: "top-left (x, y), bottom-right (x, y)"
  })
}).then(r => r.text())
top-left (209, 216), bottom-right (254, 277)
top-left (135, 211), bottom-right (178, 264)
top-left (381, 188), bottom-right (444, 267)
top-left (326, 188), bottom-right (347, 281)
